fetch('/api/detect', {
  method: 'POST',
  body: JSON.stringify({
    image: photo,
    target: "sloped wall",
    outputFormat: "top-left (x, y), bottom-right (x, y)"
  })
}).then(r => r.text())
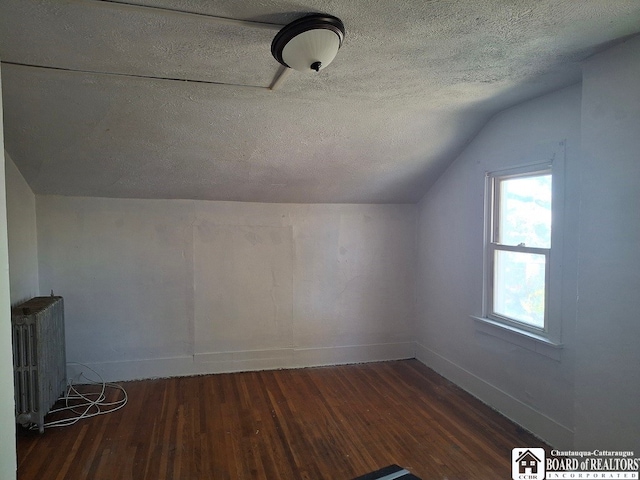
top-left (5, 152), bottom-right (38, 304)
top-left (415, 84), bottom-right (582, 448)
top-left (415, 35), bottom-right (640, 451)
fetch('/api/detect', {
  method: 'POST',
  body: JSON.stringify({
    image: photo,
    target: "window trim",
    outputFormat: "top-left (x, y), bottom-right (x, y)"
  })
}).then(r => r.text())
top-left (480, 157), bottom-right (564, 346)
top-left (486, 167), bottom-right (551, 334)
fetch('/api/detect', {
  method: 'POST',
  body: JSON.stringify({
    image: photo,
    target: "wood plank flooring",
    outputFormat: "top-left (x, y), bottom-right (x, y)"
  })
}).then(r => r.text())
top-left (16, 360), bottom-right (548, 479)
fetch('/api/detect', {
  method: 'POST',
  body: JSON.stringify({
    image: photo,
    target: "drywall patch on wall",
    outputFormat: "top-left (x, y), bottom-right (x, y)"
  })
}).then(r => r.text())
top-left (291, 204), bottom-right (417, 350)
top-left (37, 196), bottom-right (196, 366)
top-left (194, 222), bottom-right (294, 354)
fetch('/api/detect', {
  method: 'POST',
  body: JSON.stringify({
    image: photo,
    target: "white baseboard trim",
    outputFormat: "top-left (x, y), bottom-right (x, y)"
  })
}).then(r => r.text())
top-left (292, 342), bottom-right (415, 367)
top-left (415, 342), bottom-right (574, 448)
top-left (68, 342), bottom-right (415, 383)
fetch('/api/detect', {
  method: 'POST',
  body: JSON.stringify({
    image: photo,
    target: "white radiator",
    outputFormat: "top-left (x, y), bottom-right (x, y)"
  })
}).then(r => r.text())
top-left (11, 296), bottom-right (67, 433)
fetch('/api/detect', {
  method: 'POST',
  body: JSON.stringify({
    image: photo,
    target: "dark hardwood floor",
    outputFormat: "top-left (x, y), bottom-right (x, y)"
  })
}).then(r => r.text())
top-left (16, 359), bottom-right (548, 479)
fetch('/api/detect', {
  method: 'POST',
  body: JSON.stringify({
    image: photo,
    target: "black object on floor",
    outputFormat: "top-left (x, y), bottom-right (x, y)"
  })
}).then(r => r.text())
top-left (352, 464), bottom-right (422, 480)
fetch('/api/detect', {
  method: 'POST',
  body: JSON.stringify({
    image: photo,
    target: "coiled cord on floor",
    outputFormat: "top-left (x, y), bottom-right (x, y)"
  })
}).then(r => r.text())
top-left (30, 362), bottom-right (128, 430)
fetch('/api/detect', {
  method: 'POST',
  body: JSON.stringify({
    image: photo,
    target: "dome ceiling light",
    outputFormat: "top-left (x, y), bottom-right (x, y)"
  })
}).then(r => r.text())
top-left (271, 14), bottom-right (346, 73)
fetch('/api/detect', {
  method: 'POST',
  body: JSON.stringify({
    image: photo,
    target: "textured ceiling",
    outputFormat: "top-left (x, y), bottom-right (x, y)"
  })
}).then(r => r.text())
top-left (1, 0), bottom-right (640, 203)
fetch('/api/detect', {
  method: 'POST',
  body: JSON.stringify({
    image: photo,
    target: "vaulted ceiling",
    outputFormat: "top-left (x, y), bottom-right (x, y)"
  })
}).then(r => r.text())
top-left (2, 1), bottom-right (639, 203)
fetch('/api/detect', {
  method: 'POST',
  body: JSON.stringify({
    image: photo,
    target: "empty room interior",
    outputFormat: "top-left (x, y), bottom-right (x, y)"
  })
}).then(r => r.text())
top-left (1, 1), bottom-right (640, 479)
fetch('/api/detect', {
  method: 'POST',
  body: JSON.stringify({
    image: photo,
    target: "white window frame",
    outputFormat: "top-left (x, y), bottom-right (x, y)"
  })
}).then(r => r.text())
top-left (486, 166), bottom-right (552, 334)
top-left (476, 149), bottom-right (565, 352)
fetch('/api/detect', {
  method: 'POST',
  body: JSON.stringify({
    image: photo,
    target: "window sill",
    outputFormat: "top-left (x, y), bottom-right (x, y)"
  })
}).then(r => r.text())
top-left (471, 316), bottom-right (563, 361)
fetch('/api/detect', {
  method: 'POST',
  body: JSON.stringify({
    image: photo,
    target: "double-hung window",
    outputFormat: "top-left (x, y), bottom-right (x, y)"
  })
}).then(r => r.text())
top-left (485, 165), bottom-right (552, 333)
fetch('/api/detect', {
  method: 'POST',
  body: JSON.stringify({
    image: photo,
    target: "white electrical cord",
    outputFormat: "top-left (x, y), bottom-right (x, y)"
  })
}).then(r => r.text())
top-left (30, 362), bottom-right (128, 430)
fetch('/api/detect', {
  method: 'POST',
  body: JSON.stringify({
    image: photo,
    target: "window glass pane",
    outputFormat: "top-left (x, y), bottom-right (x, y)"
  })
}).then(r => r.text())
top-left (493, 250), bottom-right (545, 328)
top-left (498, 174), bottom-right (551, 248)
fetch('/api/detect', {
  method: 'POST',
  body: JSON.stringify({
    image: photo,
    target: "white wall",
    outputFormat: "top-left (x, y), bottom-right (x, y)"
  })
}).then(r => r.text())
top-left (0, 65), bottom-right (18, 480)
top-left (6, 152), bottom-right (38, 305)
top-left (574, 36), bottom-right (640, 451)
top-left (415, 35), bottom-right (640, 451)
top-left (36, 197), bottom-right (416, 381)
top-left (415, 84), bottom-right (582, 448)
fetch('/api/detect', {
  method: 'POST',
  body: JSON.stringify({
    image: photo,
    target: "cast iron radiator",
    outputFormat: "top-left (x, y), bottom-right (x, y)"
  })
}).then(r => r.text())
top-left (11, 296), bottom-right (67, 433)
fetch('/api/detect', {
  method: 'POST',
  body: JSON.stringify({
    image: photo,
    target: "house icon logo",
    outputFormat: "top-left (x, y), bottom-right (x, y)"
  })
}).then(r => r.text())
top-left (512, 448), bottom-right (545, 480)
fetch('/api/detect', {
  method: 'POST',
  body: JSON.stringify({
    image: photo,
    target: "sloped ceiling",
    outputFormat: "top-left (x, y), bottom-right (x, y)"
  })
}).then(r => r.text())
top-left (1, 1), bottom-right (639, 203)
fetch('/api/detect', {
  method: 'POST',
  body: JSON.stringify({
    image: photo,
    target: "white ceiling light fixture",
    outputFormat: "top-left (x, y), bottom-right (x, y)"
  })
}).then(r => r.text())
top-left (271, 14), bottom-right (345, 73)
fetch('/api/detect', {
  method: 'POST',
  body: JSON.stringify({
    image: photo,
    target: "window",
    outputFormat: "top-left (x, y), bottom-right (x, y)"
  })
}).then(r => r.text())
top-left (485, 165), bottom-right (552, 333)
top-left (476, 143), bottom-right (566, 357)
